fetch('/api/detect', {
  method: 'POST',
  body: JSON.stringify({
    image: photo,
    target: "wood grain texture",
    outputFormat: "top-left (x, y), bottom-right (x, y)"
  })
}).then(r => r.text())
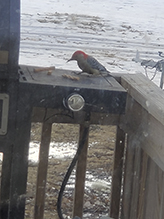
top-left (110, 126), bottom-right (125, 219)
top-left (120, 74), bottom-right (164, 219)
top-left (121, 73), bottom-right (164, 125)
top-left (34, 123), bottom-right (52, 219)
top-left (120, 74), bottom-right (164, 172)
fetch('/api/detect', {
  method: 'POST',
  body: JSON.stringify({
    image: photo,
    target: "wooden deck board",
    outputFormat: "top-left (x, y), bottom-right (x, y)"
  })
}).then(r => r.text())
top-left (121, 73), bottom-right (164, 125)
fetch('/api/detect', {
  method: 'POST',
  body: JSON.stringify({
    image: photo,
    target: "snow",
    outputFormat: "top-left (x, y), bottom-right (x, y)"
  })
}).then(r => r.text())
top-left (29, 141), bottom-right (77, 163)
top-left (20, 0), bottom-right (164, 86)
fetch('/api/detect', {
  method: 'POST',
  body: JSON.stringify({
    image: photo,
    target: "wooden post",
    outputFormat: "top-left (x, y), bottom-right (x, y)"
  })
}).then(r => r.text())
top-left (8, 96), bottom-right (32, 219)
top-left (0, 151), bottom-right (13, 219)
top-left (137, 152), bottom-right (149, 219)
top-left (121, 134), bottom-right (135, 219)
top-left (110, 126), bottom-right (126, 219)
top-left (73, 123), bottom-right (90, 219)
top-left (129, 145), bottom-right (142, 219)
top-left (0, 0), bottom-right (21, 217)
top-left (34, 122), bottom-right (52, 219)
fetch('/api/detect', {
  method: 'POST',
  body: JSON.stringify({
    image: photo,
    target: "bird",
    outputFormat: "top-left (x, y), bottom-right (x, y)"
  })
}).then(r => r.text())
top-left (67, 50), bottom-right (111, 76)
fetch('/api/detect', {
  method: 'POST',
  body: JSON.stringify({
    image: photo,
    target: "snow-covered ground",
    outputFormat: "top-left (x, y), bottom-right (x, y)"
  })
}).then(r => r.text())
top-left (20, 0), bottom-right (164, 86)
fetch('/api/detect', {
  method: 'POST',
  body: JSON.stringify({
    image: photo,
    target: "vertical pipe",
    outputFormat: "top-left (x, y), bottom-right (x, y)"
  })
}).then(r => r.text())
top-left (34, 122), bottom-right (52, 219)
top-left (73, 123), bottom-right (90, 219)
top-left (160, 61), bottom-right (164, 89)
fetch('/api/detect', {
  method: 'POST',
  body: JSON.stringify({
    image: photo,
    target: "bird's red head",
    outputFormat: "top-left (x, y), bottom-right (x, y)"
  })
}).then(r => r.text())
top-left (68, 50), bottom-right (88, 62)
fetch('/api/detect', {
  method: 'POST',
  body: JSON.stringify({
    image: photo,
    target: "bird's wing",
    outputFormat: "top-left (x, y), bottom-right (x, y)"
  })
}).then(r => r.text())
top-left (87, 55), bottom-right (107, 72)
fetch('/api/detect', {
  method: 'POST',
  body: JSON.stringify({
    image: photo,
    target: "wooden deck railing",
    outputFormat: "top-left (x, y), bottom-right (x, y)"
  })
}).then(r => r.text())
top-left (30, 73), bottom-right (164, 219)
top-left (112, 73), bottom-right (164, 219)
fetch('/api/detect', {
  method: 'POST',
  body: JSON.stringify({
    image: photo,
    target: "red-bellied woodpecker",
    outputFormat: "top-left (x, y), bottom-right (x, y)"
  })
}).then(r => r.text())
top-left (67, 50), bottom-right (111, 76)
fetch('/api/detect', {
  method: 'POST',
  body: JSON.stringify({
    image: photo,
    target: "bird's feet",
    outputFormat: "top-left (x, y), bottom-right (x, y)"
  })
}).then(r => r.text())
top-left (72, 71), bottom-right (84, 75)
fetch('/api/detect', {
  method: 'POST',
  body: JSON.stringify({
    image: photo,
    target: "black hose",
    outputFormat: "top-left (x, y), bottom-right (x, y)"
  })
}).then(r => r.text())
top-left (57, 123), bottom-right (90, 219)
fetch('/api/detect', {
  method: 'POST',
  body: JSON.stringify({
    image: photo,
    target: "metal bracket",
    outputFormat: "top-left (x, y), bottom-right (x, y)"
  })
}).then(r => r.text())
top-left (0, 94), bottom-right (9, 135)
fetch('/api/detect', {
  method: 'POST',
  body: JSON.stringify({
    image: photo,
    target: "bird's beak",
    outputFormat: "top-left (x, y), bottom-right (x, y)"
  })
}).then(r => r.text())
top-left (67, 58), bottom-right (72, 63)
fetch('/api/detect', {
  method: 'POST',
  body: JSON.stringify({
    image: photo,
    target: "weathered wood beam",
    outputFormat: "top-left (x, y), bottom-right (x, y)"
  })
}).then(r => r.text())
top-left (34, 123), bottom-right (52, 219)
top-left (120, 74), bottom-right (164, 174)
top-left (31, 107), bottom-right (121, 126)
top-left (110, 126), bottom-right (126, 219)
top-left (73, 123), bottom-right (90, 218)
top-left (121, 73), bottom-right (164, 126)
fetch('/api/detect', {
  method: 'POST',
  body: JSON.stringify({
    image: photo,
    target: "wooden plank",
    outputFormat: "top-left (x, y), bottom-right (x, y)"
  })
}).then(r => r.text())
top-left (121, 134), bottom-right (135, 219)
top-left (119, 74), bottom-right (164, 218)
top-left (0, 151), bottom-right (13, 219)
top-left (20, 65), bottom-right (125, 92)
top-left (143, 158), bottom-right (164, 219)
top-left (124, 146), bottom-right (164, 219)
top-left (34, 123), bottom-right (52, 219)
top-left (121, 94), bottom-right (143, 218)
top-left (31, 107), bottom-right (120, 126)
top-left (129, 145), bottom-right (142, 219)
top-left (159, 169), bottom-right (164, 219)
top-left (121, 73), bottom-right (164, 126)
top-left (137, 151), bottom-right (149, 219)
top-left (8, 91), bottom-right (32, 219)
top-left (141, 115), bottom-right (164, 171)
top-left (110, 126), bottom-right (125, 219)
top-left (120, 93), bottom-right (164, 172)
top-left (144, 159), bottom-right (159, 219)
top-left (73, 123), bottom-right (90, 218)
